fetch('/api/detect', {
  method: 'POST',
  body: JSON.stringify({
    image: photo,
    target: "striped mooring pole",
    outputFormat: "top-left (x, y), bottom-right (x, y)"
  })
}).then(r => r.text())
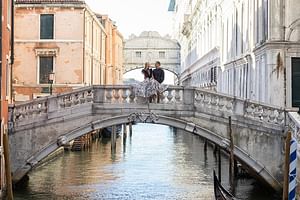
top-left (288, 137), bottom-right (297, 200)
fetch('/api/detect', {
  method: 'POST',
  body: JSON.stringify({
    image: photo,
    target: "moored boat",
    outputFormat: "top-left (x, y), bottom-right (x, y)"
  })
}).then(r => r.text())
top-left (101, 125), bottom-right (122, 138)
top-left (213, 170), bottom-right (236, 200)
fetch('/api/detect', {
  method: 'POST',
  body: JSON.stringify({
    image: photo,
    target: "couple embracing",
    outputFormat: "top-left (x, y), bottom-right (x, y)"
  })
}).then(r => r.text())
top-left (135, 61), bottom-right (167, 103)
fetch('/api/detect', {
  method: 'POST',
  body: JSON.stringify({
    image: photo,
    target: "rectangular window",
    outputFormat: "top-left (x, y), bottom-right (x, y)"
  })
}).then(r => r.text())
top-left (136, 51), bottom-right (142, 58)
top-left (159, 51), bottom-right (166, 59)
top-left (210, 68), bottom-right (214, 83)
top-left (213, 66), bottom-right (217, 83)
top-left (292, 57), bottom-right (300, 107)
top-left (39, 57), bottom-right (53, 84)
top-left (40, 14), bottom-right (54, 39)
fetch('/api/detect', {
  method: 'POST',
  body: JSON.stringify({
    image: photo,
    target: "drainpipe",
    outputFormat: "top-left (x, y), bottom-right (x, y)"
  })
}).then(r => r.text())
top-left (282, 0), bottom-right (286, 41)
top-left (10, 0), bottom-right (14, 102)
top-left (83, 8), bottom-right (86, 85)
top-left (91, 18), bottom-right (94, 85)
top-left (105, 34), bottom-right (107, 84)
top-left (283, 50), bottom-right (287, 108)
top-left (282, 0), bottom-right (287, 108)
top-left (99, 31), bottom-right (102, 84)
top-left (0, 0), bottom-right (3, 118)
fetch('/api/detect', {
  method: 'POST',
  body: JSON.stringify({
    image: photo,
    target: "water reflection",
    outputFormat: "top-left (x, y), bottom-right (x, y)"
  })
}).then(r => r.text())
top-left (15, 124), bottom-right (279, 200)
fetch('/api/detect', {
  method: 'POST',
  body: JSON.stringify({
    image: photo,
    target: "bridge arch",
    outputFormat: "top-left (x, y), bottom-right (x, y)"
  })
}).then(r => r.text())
top-left (19, 113), bottom-right (281, 191)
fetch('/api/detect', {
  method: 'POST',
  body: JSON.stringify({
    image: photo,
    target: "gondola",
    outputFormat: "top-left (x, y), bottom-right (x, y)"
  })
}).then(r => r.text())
top-left (213, 170), bottom-right (236, 200)
top-left (101, 125), bottom-right (122, 138)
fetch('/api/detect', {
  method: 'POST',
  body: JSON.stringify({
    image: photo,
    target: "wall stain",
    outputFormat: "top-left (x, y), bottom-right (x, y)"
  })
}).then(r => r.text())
top-left (272, 52), bottom-right (284, 79)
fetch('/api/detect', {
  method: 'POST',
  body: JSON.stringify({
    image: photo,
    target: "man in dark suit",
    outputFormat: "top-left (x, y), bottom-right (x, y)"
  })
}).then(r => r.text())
top-left (152, 61), bottom-right (165, 103)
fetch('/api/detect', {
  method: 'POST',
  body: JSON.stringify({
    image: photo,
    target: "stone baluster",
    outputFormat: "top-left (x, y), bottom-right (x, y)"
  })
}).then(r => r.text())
top-left (203, 93), bottom-right (211, 105)
top-left (277, 110), bottom-right (285, 124)
top-left (32, 103), bottom-right (39, 116)
top-left (16, 107), bottom-right (24, 120)
top-left (105, 88), bottom-right (113, 103)
top-left (262, 109), bottom-right (270, 122)
top-left (194, 91), bottom-right (204, 105)
top-left (86, 90), bottom-right (93, 102)
top-left (218, 97), bottom-right (226, 110)
top-left (73, 94), bottom-right (80, 105)
top-left (269, 109), bottom-right (276, 122)
top-left (225, 99), bottom-right (233, 112)
top-left (113, 89), bottom-right (120, 103)
top-left (79, 92), bottom-right (86, 104)
top-left (42, 102), bottom-right (47, 113)
top-left (121, 88), bottom-right (129, 103)
top-left (167, 89), bottom-right (174, 103)
top-left (254, 106), bottom-right (263, 119)
top-left (129, 87), bottom-right (135, 103)
top-left (160, 91), bottom-right (166, 103)
top-left (210, 95), bottom-right (218, 110)
top-left (8, 105), bottom-right (14, 131)
top-left (174, 89), bottom-right (181, 103)
top-left (26, 105), bottom-right (33, 117)
top-left (65, 96), bottom-right (72, 107)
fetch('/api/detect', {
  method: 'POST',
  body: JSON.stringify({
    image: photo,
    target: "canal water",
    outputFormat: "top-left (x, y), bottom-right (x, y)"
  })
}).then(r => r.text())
top-left (15, 124), bottom-right (280, 200)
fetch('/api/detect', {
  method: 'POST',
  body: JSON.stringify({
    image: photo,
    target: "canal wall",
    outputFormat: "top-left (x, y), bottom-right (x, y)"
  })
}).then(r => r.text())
top-left (183, 115), bottom-right (284, 184)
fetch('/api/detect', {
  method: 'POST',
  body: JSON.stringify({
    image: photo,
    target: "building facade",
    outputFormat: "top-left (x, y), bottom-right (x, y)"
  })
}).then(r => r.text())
top-left (124, 31), bottom-right (181, 79)
top-left (97, 15), bottom-right (124, 85)
top-left (170, 0), bottom-right (300, 107)
top-left (0, 0), bottom-right (14, 196)
top-left (13, 0), bottom-right (107, 101)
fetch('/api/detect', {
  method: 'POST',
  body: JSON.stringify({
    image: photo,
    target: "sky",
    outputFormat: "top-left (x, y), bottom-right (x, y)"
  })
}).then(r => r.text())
top-left (85, 0), bottom-right (173, 39)
top-left (85, 0), bottom-right (176, 84)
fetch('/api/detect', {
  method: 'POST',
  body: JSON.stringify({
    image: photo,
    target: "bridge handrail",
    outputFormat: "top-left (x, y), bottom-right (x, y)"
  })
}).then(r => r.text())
top-left (287, 111), bottom-right (300, 138)
top-left (194, 88), bottom-right (286, 125)
top-left (10, 85), bottom-right (288, 126)
top-left (93, 85), bottom-right (184, 104)
top-left (12, 86), bottom-right (94, 121)
top-left (13, 86), bottom-right (94, 108)
top-left (11, 85), bottom-right (186, 123)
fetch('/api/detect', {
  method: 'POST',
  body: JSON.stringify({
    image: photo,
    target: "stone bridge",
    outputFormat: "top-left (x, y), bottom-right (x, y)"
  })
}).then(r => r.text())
top-left (8, 85), bottom-right (299, 192)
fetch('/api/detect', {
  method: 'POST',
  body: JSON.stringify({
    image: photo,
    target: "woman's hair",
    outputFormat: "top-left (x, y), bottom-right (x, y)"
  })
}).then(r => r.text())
top-left (144, 62), bottom-right (150, 68)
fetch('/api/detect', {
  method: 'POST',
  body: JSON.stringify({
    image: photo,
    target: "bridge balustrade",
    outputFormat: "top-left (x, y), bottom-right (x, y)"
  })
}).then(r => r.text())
top-left (10, 85), bottom-right (288, 127)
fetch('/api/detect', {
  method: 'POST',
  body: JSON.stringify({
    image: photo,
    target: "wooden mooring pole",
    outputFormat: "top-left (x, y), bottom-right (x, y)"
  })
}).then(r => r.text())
top-left (218, 147), bottom-right (221, 183)
top-left (282, 131), bottom-right (292, 200)
top-left (129, 122), bottom-right (133, 137)
top-left (123, 124), bottom-right (127, 140)
top-left (111, 125), bottom-right (117, 153)
top-left (123, 124), bottom-right (127, 152)
top-left (229, 116), bottom-right (235, 193)
top-left (3, 128), bottom-right (14, 200)
top-left (204, 140), bottom-right (207, 152)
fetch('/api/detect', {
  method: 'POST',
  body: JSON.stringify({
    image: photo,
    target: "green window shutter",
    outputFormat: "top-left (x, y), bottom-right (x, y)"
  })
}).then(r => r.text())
top-left (40, 14), bottom-right (54, 39)
top-left (39, 57), bottom-right (53, 84)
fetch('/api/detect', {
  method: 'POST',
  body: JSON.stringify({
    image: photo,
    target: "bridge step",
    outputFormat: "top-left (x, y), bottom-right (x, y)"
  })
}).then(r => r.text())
top-left (71, 134), bottom-right (92, 151)
top-left (71, 137), bottom-right (85, 151)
